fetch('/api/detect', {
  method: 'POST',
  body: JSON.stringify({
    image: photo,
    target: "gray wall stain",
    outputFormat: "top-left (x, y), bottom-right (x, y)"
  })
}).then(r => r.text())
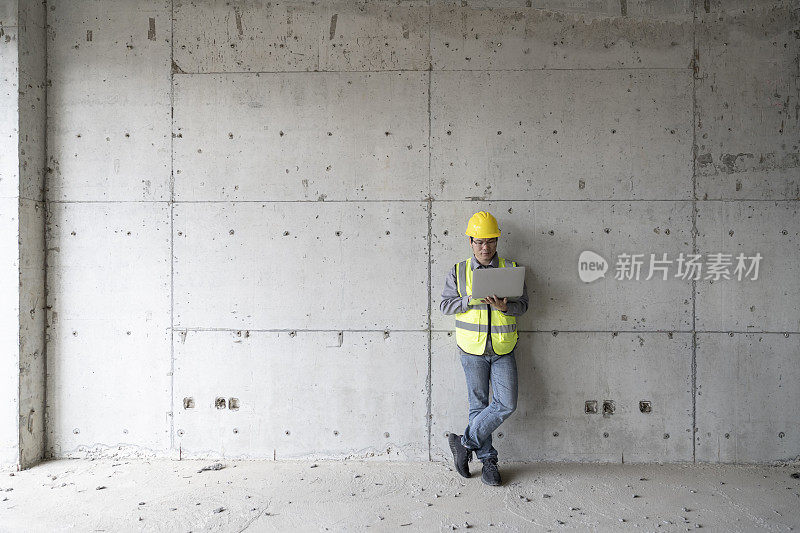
top-left (234, 8), bottom-right (243, 38)
top-left (329, 13), bottom-right (337, 41)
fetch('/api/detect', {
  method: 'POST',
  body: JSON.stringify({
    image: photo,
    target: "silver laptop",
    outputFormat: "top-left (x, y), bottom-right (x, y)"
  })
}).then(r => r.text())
top-left (469, 266), bottom-right (525, 305)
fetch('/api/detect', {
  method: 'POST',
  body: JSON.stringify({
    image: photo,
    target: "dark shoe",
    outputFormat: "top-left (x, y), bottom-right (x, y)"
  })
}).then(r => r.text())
top-left (448, 433), bottom-right (473, 478)
top-left (481, 457), bottom-right (501, 486)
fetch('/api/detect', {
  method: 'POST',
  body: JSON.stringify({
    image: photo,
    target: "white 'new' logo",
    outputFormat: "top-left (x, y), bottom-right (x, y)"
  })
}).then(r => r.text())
top-left (578, 251), bottom-right (608, 283)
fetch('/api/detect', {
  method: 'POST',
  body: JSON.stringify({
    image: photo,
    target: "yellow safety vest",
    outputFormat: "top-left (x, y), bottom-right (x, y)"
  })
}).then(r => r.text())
top-left (454, 257), bottom-right (519, 355)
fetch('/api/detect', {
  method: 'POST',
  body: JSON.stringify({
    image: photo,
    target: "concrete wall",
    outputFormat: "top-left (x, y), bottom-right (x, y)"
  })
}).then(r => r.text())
top-left (0, 1), bottom-right (22, 469)
top-left (40, 0), bottom-right (798, 464)
top-left (45, 0), bottom-right (173, 458)
top-left (0, 0), bottom-right (47, 470)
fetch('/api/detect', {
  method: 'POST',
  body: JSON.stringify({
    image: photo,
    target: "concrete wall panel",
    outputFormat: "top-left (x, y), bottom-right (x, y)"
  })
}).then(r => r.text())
top-left (174, 330), bottom-right (428, 459)
top-left (1, 2), bottom-right (46, 469)
top-left (174, 202), bottom-right (429, 330)
top-left (0, 197), bottom-right (19, 467)
top-left (431, 201), bottom-right (694, 332)
top-left (46, 0), bottom-right (171, 201)
top-left (18, 198), bottom-right (45, 468)
top-left (696, 201), bottom-right (800, 332)
top-left (174, 72), bottom-right (429, 202)
top-left (431, 70), bottom-right (693, 201)
top-left (431, 331), bottom-right (693, 462)
top-left (0, 24), bottom-right (18, 199)
top-left (173, 0), bottom-right (430, 73)
top-left (45, 202), bottom-right (171, 456)
top-left (695, 3), bottom-right (799, 200)
top-left (696, 333), bottom-right (800, 463)
top-left (17, 0), bottom-right (46, 202)
top-left (431, 0), bottom-right (692, 15)
top-left (430, 2), bottom-right (693, 70)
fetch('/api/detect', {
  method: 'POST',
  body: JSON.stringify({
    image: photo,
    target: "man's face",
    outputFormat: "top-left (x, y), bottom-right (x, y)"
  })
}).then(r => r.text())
top-left (470, 237), bottom-right (498, 264)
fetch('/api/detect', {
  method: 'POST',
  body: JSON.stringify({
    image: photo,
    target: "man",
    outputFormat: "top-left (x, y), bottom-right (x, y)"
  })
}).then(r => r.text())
top-left (440, 211), bottom-right (529, 486)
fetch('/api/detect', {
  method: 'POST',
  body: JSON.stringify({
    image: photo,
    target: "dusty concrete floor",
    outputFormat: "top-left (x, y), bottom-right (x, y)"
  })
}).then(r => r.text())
top-left (0, 458), bottom-right (799, 532)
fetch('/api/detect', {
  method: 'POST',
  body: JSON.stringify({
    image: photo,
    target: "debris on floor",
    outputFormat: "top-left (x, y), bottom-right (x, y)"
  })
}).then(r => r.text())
top-left (197, 462), bottom-right (226, 473)
top-left (0, 459), bottom-right (797, 531)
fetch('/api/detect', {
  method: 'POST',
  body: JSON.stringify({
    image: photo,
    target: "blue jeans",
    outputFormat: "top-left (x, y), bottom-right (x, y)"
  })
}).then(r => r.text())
top-left (459, 350), bottom-right (518, 462)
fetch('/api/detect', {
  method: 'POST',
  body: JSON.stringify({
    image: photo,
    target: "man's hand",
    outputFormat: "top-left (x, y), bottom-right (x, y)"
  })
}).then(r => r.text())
top-left (482, 295), bottom-right (508, 312)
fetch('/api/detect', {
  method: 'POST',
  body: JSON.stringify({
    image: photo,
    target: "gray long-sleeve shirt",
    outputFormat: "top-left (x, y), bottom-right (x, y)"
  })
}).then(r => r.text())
top-left (440, 253), bottom-right (529, 355)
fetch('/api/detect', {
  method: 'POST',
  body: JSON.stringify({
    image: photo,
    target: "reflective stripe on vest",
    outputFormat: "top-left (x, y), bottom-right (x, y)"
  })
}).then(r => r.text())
top-left (454, 321), bottom-right (517, 334)
top-left (454, 257), bottom-right (519, 355)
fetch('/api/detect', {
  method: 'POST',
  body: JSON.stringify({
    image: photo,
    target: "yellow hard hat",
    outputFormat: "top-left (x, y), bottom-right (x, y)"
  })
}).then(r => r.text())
top-left (465, 211), bottom-right (501, 238)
